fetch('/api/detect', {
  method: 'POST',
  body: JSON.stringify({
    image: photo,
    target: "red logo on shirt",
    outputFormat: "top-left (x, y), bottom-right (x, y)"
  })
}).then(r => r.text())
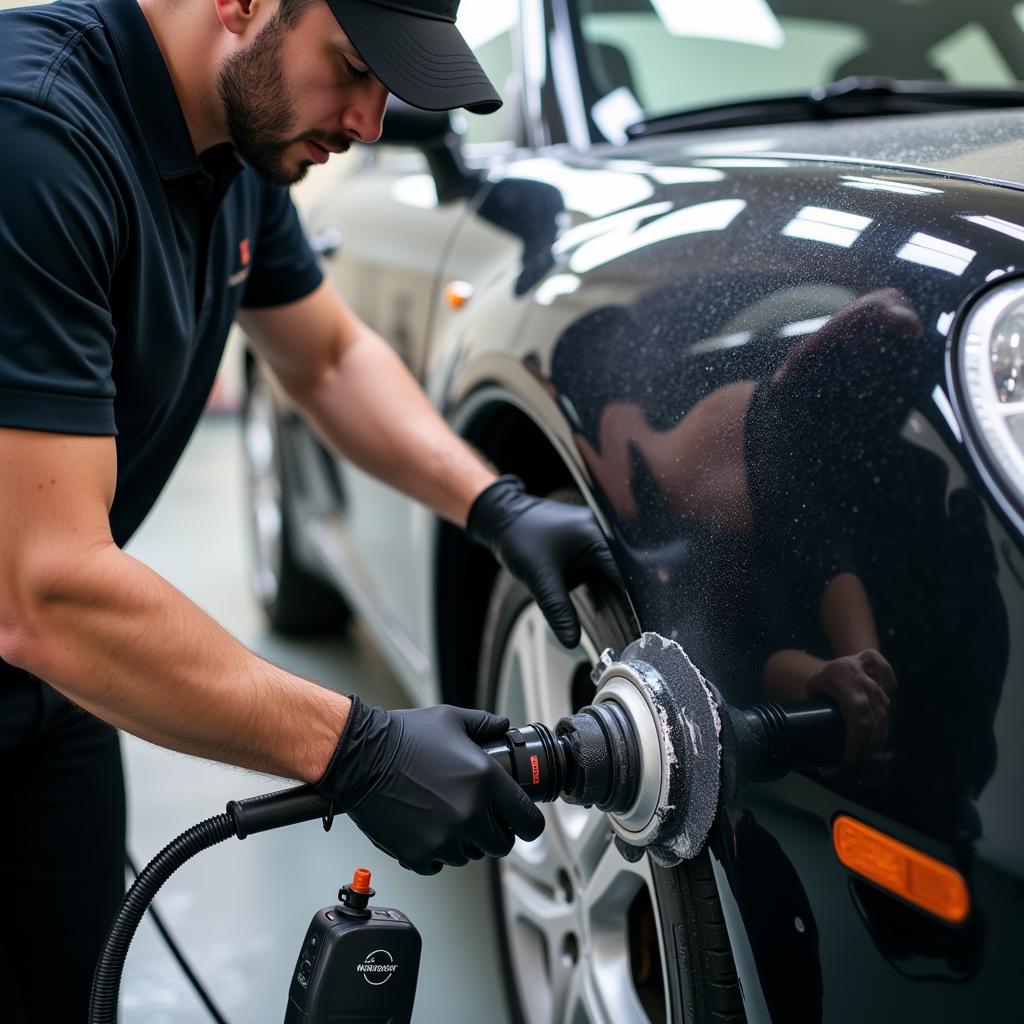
top-left (229, 238), bottom-right (253, 287)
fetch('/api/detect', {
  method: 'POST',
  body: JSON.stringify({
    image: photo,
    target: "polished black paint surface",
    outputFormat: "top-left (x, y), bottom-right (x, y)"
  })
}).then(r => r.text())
top-left (434, 146), bottom-right (1024, 1018)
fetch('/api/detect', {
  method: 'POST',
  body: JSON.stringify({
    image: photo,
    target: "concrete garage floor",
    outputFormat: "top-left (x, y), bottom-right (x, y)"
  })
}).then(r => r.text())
top-left (121, 414), bottom-right (509, 1024)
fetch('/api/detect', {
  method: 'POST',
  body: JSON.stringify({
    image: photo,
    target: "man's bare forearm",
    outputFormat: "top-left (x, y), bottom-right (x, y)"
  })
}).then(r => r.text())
top-left (5, 541), bottom-right (349, 783)
top-left (286, 328), bottom-right (496, 526)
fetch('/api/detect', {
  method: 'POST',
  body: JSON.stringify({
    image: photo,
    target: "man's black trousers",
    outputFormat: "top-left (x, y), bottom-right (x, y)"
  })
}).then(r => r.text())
top-left (0, 671), bottom-right (125, 1023)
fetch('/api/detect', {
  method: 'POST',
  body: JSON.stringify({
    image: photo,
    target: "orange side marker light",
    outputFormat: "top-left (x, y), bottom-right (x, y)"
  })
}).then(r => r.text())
top-left (443, 280), bottom-right (474, 310)
top-left (833, 815), bottom-right (970, 924)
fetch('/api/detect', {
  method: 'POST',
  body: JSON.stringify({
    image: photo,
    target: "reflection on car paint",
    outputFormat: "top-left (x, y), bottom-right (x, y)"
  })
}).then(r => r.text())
top-left (438, 149), bottom-right (1024, 1015)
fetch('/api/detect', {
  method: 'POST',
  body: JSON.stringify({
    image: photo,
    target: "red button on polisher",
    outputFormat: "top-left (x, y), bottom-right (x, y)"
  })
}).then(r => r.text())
top-left (338, 868), bottom-right (376, 912)
top-left (350, 868), bottom-right (372, 894)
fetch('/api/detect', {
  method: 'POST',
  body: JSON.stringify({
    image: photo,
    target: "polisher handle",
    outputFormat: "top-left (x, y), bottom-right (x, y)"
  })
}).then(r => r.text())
top-left (771, 696), bottom-right (845, 766)
top-left (227, 785), bottom-right (334, 839)
top-left (729, 697), bottom-right (845, 783)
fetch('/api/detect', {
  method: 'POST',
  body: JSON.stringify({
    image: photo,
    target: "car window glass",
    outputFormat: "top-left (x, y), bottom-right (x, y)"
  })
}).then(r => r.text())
top-left (456, 0), bottom-right (519, 147)
top-left (584, 13), bottom-right (866, 115)
top-left (930, 22), bottom-right (1016, 85)
top-left (578, 1), bottom-right (1024, 121)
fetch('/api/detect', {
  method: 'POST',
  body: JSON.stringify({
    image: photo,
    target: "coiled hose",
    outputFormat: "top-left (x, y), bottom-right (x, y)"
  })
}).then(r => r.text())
top-left (88, 785), bottom-right (333, 1024)
top-left (124, 852), bottom-right (231, 1024)
top-left (89, 813), bottom-right (237, 1024)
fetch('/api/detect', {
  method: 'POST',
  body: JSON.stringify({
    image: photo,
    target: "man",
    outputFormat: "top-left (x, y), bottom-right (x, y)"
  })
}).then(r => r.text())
top-left (0, 0), bottom-right (617, 1018)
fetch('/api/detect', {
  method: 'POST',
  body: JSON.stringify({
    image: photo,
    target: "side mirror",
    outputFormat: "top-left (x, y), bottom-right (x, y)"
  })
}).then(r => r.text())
top-left (379, 97), bottom-right (482, 203)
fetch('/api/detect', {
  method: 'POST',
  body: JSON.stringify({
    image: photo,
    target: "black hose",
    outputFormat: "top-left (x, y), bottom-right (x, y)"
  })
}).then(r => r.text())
top-left (124, 852), bottom-right (231, 1024)
top-left (90, 814), bottom-right (237, 1024)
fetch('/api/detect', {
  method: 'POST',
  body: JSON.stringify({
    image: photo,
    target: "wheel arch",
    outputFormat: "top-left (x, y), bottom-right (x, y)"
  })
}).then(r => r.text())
top-left (434, 395), bottom-right (579, 708)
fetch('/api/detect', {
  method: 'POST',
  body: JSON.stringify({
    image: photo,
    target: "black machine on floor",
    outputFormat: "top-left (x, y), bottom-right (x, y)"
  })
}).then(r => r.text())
top-left (89, 635), bottom-right (845, 1024)
top-left (283, 868), bottom-right (422, 1023)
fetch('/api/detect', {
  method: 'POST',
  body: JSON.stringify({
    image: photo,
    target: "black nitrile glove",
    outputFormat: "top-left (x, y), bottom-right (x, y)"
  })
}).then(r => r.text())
top-left (467, 475), bottom-right (620, 647)
top-left (316, 695), bottom-right (545, 875)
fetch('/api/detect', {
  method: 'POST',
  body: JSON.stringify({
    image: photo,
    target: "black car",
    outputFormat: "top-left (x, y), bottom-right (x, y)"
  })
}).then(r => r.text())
top-left (241, 2), bottom-right (1024, 1021)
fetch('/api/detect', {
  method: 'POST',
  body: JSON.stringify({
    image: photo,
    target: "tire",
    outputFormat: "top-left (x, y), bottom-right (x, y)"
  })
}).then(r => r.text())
top-left (242, 370), bottom-right (351, 634)
top-left (478, 571), bottom-right (744, 1024)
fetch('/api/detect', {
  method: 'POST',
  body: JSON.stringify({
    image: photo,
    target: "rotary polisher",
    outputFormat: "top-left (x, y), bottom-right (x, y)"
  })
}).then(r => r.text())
top-left (481, 632), bottom-right (845, 867)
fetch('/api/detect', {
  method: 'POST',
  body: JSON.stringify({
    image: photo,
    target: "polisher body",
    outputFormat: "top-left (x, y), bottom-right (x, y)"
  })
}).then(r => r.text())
top-left (484, 632), bottom-right (845, 867)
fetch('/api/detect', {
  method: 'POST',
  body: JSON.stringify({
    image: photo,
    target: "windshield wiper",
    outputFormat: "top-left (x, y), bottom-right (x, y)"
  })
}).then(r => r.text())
top-left (626, 76), bottom-right (1024, 139)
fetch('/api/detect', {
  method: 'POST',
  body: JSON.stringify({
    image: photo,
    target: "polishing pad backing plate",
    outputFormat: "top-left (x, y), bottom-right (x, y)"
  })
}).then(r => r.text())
top-left (593, 633), bottom-right (723, 867)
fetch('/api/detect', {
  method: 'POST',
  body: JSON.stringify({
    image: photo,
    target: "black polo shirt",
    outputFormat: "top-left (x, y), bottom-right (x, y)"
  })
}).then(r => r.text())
top-left (0, 0), bottom-right (324, 546)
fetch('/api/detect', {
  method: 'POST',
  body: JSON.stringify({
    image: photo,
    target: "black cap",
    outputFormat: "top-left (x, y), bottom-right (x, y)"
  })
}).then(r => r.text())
top-left (325, 0), bottom-right (502, 115)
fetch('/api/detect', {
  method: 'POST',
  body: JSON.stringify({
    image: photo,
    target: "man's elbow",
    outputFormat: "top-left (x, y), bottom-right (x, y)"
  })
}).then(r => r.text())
top-left (0, 606), bottom-right (45, 674)
top-left (0, 551), bottom-right (88, 675)
top-left (280, 341), bottom-right (347, 412)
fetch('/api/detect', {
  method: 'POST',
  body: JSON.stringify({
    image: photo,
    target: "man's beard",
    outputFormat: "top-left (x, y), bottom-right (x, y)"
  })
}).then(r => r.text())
top-left (217, 15), bottom-right (350, 185)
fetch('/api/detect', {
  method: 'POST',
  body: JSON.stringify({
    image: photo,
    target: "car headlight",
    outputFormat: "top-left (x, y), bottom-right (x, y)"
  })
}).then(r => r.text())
top-left (955, 280), bottom-right (1024, 523)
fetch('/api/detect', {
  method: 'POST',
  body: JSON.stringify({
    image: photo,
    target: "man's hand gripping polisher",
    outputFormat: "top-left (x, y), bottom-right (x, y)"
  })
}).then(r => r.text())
top-left (482, 632), bottom-right (844, 866)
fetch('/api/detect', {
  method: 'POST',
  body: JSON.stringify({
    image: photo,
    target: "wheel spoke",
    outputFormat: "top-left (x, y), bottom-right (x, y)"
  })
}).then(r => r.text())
top-left (579, 842), bottom-right (653, 1022)
top-left (503, 867), bottom-right (574, 932)
top-left (523, 604), bottom-right (583, 726)
top-left (562, 957), bottom-right (606, 1024)
top-left (572, 942), bottom-right (646, 1024)
top-left (559, 959), bottom-right (584, 1024)
top-left (502, 864), bottom-right (577, 995)
top-left (501, 606), bottom-right (549, 725)
top-left (506, 807), bottom-right (566, 891)
top-left (243, 379), bottom-right (285, 603)
top-left (555, 803), bottom-right (611, 885)
top-left (243, 392), bottom-right (274, 474)
top-left (581, 834), bottom-right (648, 918)
top-left (549, 932), bottom-right (580, 1023)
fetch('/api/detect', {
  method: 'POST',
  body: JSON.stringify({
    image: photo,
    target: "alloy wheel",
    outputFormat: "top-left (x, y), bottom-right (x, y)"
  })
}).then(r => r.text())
top-left (495, 602), bottom-right (669, 1024)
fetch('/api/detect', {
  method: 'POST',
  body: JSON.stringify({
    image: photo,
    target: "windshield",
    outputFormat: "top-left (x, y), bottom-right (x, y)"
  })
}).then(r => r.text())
top-left (575, 0), bottom-right (1024, 136)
